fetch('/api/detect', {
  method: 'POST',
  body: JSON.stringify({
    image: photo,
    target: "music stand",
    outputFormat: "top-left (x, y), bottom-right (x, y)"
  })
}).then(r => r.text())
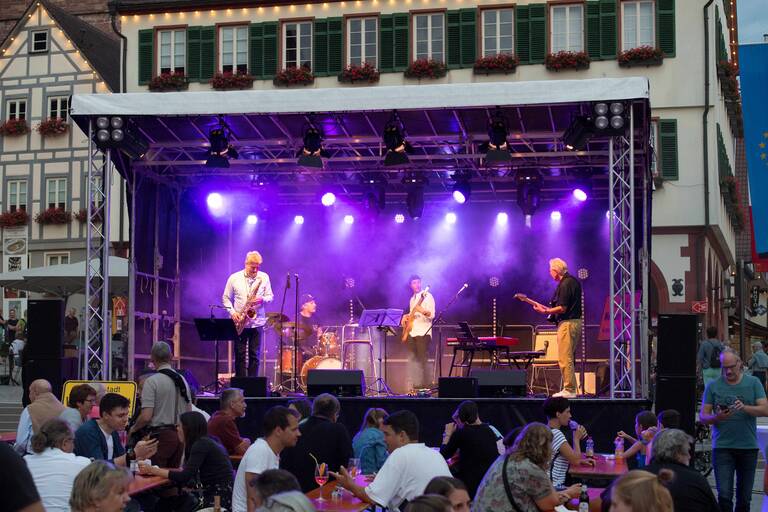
top-left (359, 308), bottom-right (403, 396)
top-left (194, 318), bottom-right (237, 394)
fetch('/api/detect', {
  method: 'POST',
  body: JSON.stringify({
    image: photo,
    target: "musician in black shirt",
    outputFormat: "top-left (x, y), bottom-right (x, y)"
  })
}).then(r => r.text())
top-left (534, 258), bottom-right (582, 398)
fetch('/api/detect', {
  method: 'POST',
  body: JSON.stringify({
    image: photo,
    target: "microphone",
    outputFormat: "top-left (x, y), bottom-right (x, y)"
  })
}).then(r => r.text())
top-left (286, 272), bottom-right (291, 289)
top-left (294, 274), bottom-right (300, 280)
top-left (458, 283), bottom-right (469, 294)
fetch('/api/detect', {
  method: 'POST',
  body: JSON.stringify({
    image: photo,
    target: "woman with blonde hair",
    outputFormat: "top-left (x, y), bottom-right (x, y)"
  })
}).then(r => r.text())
top-left (609, 469), bottom-right (673, 512)
top-left (473, 423), bottom-right (581, 512)
top-left (352, 407), bottom-right (388, 474)
top-left (69, 460), bottom-right (131, 512)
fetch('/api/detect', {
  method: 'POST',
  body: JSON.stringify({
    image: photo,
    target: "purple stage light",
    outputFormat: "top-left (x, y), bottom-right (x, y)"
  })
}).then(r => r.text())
top-left (573, 188), bottom-right (588, 202)
top-left (550, 210), bottom-right (562, 221)
top-left (606, 210), bottom-right (611, 218)
top-left (445, 212), bottom-right (457, 224)
top-left (294, 215), bottom-right (305, 225)
top-left (395, 213), bottom-right (405, 224)
top-left (246, 214), bottom-right (258, 225)
top-left (452, 190), bottom-right (467, 204)
top-left (344, 214), bottom-right (354, 225)
top-left (496, 212), bottom-right (509, 225)
top-left (206, 192), bottom-right (223, 211)
top-left (321, 192), bottom-right (336, 206)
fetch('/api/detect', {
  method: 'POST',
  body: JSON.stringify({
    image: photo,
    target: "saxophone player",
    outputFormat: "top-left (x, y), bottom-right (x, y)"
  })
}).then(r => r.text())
top-left (222, 251), bottom-right (274, 377)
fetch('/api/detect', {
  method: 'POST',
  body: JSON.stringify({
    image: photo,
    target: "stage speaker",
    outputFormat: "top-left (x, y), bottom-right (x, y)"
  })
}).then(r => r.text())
top-left (21, 358), bottom-right (78, 406)
top-left (230, 377), bottom-right (267, 397)
top-left (471, 370), bottom-right (527, 398)
top-left (25, 299), bottom-right (65, 360)
top-left (438, 377), bottom-right (478, 398)
top-left (655, 375), bottom-right (696, 435)
top-left (656, 314), bottom-right (698, 376)
top-left (306, 369), bottom-right (365, 397)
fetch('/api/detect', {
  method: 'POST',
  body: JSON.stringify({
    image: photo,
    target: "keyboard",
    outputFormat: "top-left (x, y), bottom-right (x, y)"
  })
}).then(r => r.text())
top-left (446, 336), bottom-right (520, 347)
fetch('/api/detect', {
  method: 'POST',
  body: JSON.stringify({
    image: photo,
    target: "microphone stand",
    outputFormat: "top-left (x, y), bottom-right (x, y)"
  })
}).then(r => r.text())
top-left (292, 274), bottom-right (300, 393)
top-left (275, 274), bottom-right (291, 394)
top-left (424, 284), bottom-right (468, 385)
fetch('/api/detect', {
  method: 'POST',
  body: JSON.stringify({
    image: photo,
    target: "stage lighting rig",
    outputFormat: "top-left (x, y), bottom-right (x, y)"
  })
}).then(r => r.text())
top-left (481, 108), bottom-right (511, 164)
top-left (592, 102), bottom-right (627, 135)
top-left (515, 168), bottom-right (542, 224)
top-left (562, 116), bottom-right (593, 151)
top-left (297, 125), bottom-right (328, 168)
top-left (383, 111), bottom-right (413, 166)
top-left (451, 172), bottom-right (472, 204)
top-left (206, 118), bottom-right (238, 168)
top-left (362, 174), bottom-right (387, 212)
top-left (92, 116), bottom-right (148, 159)
top-left (403, 173), bottom-right (427, 219)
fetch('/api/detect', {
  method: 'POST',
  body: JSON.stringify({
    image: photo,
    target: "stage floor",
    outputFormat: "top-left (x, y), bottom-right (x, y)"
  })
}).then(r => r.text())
top-left (198, 395), bottom-right (652, 453)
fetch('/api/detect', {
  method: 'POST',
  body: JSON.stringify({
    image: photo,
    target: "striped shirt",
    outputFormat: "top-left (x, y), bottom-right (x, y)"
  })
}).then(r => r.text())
top-left (549, 428), bottom-right (569, 487)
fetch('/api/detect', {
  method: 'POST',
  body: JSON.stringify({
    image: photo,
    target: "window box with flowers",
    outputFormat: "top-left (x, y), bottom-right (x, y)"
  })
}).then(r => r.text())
top-left (545, 51), bottom-right (590, 72)
top-left (721, 176), bottom-right (745, 232)
top-left (338, 63), bottom-right (380, 84)
top-left (618, 46), bottom-right (664, 68)
top-left (0, 210), bottom-right (29, 228)
top-left (74, 208), bottom-right (102, 224)
top-left (0, 118), bottom-right (30, 136)
top-left (404, 59), bottom-right (448, 80)
top-left (148, 72), bottom-right (189, 92)
top-left (210, 72), bottom-right (255, 90)
top-left (273, 67), bottom-right (314, 87)
top-left (36, 117), bottom-right (69, 137)
top-left (35, 207), bottom-right (71, 225)
top-left (473, 54), bottom-right (519, 75)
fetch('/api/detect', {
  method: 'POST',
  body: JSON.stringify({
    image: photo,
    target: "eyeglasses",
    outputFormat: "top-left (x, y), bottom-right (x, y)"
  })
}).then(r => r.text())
top-left (722, 363), bottom-right (740, 371)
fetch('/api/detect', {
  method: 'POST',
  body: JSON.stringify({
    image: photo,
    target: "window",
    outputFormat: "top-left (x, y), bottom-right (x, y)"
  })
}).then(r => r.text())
top-left (158, 29), bottom-right (186, 74)
top-left (48, 96), bottom-right (69, 120)
top-left (46, 178), bottom-right (67, 210)
top-left (45, 253), bottom-right (69, 266)
top-left (414, 13), bottom-right (445, 61)
top-left (622, 1), bottom-right (655, 50)
top-left (551, 4), bottom-right (584, 53)
top-left (283, 22), bottom-right (312, 69)
top-left (30, 30), bottom-right (48, 53)
top-left (482, 9), bottom-right (514, 57)
top-left (7, 181), bottom-right (27, 213)
top-left (6, 99), bottom-right (26, 120)
top-left (348, 18), bottom-right (377, 66)
top-left (220, 26), bottom-right (248, 74)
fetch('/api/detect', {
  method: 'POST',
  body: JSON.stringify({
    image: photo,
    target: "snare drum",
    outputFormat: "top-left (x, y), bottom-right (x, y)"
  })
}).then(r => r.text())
top-left (300, 356), bottom-right (342, 387)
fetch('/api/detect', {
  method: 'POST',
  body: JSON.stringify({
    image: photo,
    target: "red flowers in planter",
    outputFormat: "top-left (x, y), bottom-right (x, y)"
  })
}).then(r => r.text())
top-left (338, 62), bottom-right (380, 84)
top-left (37, 117), bottom-right (69, 136)
top-left (273, 66), bottom-right (314, 87)
top-left (545, 51), bottom-right (590, 71)
top-left (0, 210), bottom-right (29, 227)
top-left (618, 46), bottom-right (664, 67)
top-left (148, 72), bottom-right (188, 92)
top-left (210, 71), bottom-right (255, 90)
top-left (404, 59), bottom-right (447, 80)
top-left (35, 207), bottom-right (71, 225)
top-left (473, 54), bottom-right (519, 75)
top-left (0, 118), bottom-right (30, 136)
top-left (74, 208), bottom-right (102, 223)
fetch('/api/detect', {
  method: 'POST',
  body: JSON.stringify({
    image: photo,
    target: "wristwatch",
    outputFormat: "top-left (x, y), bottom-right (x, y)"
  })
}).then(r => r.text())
top-left (126, 448), bottom-right (136, 462)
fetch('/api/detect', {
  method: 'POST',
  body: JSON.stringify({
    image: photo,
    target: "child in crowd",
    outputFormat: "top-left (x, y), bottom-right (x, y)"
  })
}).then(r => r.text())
top-left (617, 410), bottom-right (657, 469)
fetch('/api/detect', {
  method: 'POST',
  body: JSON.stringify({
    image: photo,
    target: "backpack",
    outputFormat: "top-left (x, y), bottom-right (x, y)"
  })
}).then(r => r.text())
top-left (709, 341), bottom-right (722, 369)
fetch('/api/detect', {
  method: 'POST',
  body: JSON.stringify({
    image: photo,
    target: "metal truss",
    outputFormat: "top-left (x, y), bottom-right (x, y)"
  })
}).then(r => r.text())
top-left (83, 120), bottom-right (113, 380)
top-left (608, 106), bottom-right (637, 399)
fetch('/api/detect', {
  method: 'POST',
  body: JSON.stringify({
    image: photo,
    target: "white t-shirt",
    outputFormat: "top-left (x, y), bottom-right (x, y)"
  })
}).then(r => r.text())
top-left (232, 438), bottom-right (280, 512)
top-left (408, 291), bottom-right (435, 337)
top-left (25, 447), bottom-right (91, 512)
top-left (550, 428), bottom-right (569, 486)
top-left (100, 424), bottom-right (114, 460)
top-left (365, 443), bottom-right (451, 509)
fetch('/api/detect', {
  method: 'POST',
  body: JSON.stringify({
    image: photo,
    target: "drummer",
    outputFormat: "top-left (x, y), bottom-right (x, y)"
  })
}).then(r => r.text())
top-left (297, 294), bottom-right (323, 356)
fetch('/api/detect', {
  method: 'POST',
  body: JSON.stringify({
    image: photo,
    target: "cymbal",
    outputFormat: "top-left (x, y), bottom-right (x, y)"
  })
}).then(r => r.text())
top-left (267, 312), bottom-right (290, 323)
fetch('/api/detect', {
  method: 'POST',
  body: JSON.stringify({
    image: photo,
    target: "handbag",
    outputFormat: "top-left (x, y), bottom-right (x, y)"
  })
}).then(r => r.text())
top-left (501, 454), bottom-right (526, 512)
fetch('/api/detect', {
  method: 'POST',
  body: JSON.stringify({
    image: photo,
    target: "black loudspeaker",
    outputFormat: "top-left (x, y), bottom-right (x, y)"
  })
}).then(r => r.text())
top-left (656, 314), bottom-right (698, 376)
top-left (26, 299), bottom-right (65, 359)
top-left (471, 370), bottom-right (527, 398)
top-left (230, 377), bottom-right (268, 397)
top-left (306, 370), bottom-right (365, 397)
top-left (655, 375), bottom-right (697, 435)
top-left (438, 377), bottom-right (478, 398)
top-left (21, 358), bottom-right (77, 406)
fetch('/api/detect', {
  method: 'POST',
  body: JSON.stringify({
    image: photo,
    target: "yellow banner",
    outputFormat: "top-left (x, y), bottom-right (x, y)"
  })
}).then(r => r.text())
top-left (62, 380), bottom-right (137, 415)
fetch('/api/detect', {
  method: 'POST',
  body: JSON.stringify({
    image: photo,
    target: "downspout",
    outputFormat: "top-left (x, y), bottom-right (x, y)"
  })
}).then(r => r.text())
top-left (703, 0), bottom-right (714, 228)
top-left (109, 1), bottom-right (128, 93)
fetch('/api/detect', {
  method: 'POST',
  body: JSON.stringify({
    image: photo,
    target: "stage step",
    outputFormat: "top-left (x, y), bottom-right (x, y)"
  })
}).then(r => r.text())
top-left (0, 403), bottom-right (22, 432)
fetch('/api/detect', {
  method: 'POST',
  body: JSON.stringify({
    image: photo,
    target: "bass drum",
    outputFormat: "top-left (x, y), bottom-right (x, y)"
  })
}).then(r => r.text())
top-left (300, 356), bottom-right (342, 388)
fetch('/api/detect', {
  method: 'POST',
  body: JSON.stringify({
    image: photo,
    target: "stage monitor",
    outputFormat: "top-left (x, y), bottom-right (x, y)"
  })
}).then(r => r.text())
top-left (438, 377), bottom-right (478, 398)
top-left (230, 376), bottom-right (268, 397)
top-left (306, 369), bottom-right (365, 397)
top-left (471, 369), bottom-right (526, 398)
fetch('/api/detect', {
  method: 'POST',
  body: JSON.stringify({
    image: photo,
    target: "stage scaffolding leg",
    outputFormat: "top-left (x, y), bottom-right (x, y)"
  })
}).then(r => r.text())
top-left (83, 120), bottom-right (113, 380)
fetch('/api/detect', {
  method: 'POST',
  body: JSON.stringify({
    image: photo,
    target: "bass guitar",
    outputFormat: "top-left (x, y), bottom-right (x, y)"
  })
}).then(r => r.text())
top-left (514, 293), bottom-right (558, 324)
top-left (401, 286), bottom-right (431, 342)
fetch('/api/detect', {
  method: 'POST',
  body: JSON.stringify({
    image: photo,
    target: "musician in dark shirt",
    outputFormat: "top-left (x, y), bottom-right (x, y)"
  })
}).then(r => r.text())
top-left (533, 258), bottom-right (582, 398)
top-left (296, 294), bottom-right (322, 356)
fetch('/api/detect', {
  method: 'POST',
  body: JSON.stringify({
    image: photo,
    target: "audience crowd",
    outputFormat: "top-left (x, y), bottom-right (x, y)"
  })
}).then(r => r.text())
top-left (3, 337), bottom-right (766, 512)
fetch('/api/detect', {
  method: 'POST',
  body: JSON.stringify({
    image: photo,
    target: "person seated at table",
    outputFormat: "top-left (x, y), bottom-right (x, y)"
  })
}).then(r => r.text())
top-left (250, 469), bottom-right (301, 509)
top-left (542, 396), bottom-right (594, 489)
top-left (405, 495), bottom-right (453, 512)
top-left (208, 388), bottom-right (251, 456)
top-left (287, 398), bottom-right (312, 425)
top-left (60, 384), bottom-right (97, 432)
top-left (24, 418), bottom-right (91, 512)
top-left (69, 460), bottom-right (131, 512)
top-left (656, 409), bottom-right (680, 430)
top-left (353, 407), bottom-right (388, 475)
top-left (0, 441), bottom-right (45, 512)
top-left (440, 401), bottom-right (501, 498)
top-left (256, 490), bottom-right (316, 512)
top-left (642, 428), bottom-right (718, 512)
top-left (140, 411), bottom-right (235, 511)
top-left (503, 426), bottom-right (523, 450)
top-left (606, 469), bottom-right (673, 512)
top-left (74, 393), bottom-right (157, 467)
top-left (424, 476), bottom-right (471, 512)
top-left (280, 393), bottom-right (353, 492)
top-left (15, 379), bottom-right (66, 455)
top-left (617, 410), bottom-right (657, 469)
top-left (473, 422), bottom-right (581, 512)
top-left (232, 405), bottom-right (301, 512)
top-left (331, 410), bottom-right (451, 510)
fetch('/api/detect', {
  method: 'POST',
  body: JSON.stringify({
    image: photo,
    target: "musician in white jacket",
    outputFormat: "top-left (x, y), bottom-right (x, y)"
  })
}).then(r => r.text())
top-left (401, 275), bottom-right (435, 391)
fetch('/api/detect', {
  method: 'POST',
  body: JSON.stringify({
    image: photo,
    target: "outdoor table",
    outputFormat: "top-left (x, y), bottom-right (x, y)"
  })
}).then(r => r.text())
top-left (565, 487), bottom-right (604, 512)
top-left (128, 474), bottom-right (170, 496)
top-left (306, 474), bottom-right (371, 512)
top-left (568, 454), bottom-right (627, 481)
top-left (0, 431), bottom-right (16, 443)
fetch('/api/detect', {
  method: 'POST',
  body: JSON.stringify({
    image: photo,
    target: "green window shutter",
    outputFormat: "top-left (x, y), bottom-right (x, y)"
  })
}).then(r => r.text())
top-left (459, 9), bottom-right (477, 67)
top-left (187, 26), bottom-right (202, 81)
top-left (656, 0), bottom-right (675, 57)
top-left (314, 19), bottom-right (329, 75)
top-left (379, 15), bottom-right (394, 72)
top-left (138, 29), bottom-right (154, 85)
top-left (200, 26), bottom-right (215, 80)
top-left (446, 10), bottom-right (461, 69)
top-left (249, 23), bottom-right (264, 78)
top-left (715, 10), bottom-right (728, 62)
top-left (586, 2), bottom-right (601, 60)
top-left (599, 0), bottom-right (616, 59)
top-left (529, 4), bottom-right (546, 64)
top-left (515, 6), bottom-right (530, 64)
top-left (262, 22), bottom-right (278, 78)
top-left (328, 18), bottom-right (343, 74)
top-left (659, 119), bottom-right (678, 180)
top-left (393, 13), bottom-right (410, 71)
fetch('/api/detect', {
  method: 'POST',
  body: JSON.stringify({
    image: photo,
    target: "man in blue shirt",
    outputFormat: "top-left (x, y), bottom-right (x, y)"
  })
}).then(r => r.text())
top-left (697, 326), bottom-right (725, 386)
top-left (700, 348), bottom-right (768, 512)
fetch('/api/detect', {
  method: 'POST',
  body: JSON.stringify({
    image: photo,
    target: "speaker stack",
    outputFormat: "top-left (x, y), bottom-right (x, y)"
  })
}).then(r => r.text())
top-left (655, 314), bottom-right (699, 435)
top-left (22, 299), bottom-right (66, 405)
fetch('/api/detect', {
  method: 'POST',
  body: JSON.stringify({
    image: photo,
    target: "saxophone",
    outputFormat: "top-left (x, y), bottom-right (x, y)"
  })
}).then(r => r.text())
top-left (234, 278), bottom-right (262, 335)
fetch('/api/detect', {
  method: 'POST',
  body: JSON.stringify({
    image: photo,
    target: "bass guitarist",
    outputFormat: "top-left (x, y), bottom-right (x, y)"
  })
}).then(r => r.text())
top-left (401, 275), bottom-right (435, 391)
top-left (222, 251), bottom-right (274, 377)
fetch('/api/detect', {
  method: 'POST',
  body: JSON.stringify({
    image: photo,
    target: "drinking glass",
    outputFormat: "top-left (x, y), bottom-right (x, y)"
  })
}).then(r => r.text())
top-left (315, 463), bottom-right (329, 501)
top-left (347, 458), bottom-right (361, 478)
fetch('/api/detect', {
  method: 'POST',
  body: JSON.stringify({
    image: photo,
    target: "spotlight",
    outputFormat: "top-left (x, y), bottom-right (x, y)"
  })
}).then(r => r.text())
top-left (482, 109), bottom-right (511, 164)
top-left (363, 175), bottom-right (387, 212)
top-left (562, 116), bottom-right (593, 151)
top-left (496, 212), bottom-right (509, 225)
top-left (343, 214), bottom-right (354, 225)
top-left (383, 112), bottom-right (412, 166)
top-left (550, 210), bottom-right (562, 221)
top-left (489, 276), bottom-right (500, 287)
top-left (573, 188), bottom-right (588, 202)
top-left (297, 126), bottom-right (327, 168)
top-left (403, 174), bottom-right (427, 219)
top-left (92, 116), bottom-right (147, 158)
top-left (321, 192), bottom-right (336, 207)
top-left (606, 210), bottom-right (611, 218)
top-left (592, 102), bottom-right (627, 136)
top-left (451, 173), bottom-right (471, 204)
top-left (206, 120), bottom-right (238, 168)
top-left (294, 215), bottom-right (305, 225)
top-left (516, 169), bottom-right (542, 219)
top-left (206, 192), bottom-right (223, 211)
top-left (246, 214), bottom-right (258, 225)
top-left (395, 213), bottom-right (405, 224)
top-left (445, 212), bottom-right (457, 224)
